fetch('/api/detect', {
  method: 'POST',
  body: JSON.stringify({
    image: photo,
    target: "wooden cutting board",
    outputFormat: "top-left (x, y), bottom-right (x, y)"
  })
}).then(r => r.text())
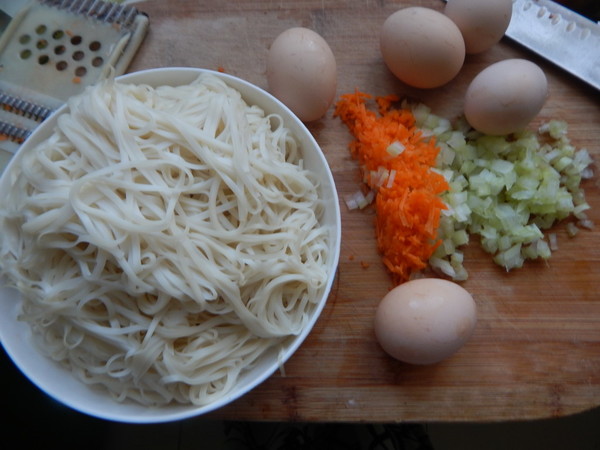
top-left (130, 0), bottom-right (600, 422)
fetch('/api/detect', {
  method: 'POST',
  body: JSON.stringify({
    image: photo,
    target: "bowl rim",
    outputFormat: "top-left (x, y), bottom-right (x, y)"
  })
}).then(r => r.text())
top-left (0, 67), bottom-right (341, 424)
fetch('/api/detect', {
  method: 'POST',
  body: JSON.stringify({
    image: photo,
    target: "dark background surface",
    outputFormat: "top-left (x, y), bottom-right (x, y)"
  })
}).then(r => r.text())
top-left (556, 0), bottom-right (600, 21)
top-left (4, 342), bottom-right (600, 450)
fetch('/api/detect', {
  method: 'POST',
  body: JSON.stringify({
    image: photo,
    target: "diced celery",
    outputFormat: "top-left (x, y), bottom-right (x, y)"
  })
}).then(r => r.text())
top-left (543, 148), bottom-right (562, 163)
top-left (452, 229), bottom-right (469, 246)
top-left (406, 104), bottom-right (592, 281)
top-left (451, 173), bottom-right (468, 189)
top-left (442, 238), bottom-right (456, 255)
top-left (459, 160), bottom-right (477, 175)
top-left (554, 156), bottom-right (573, 171)
top-left (573, 202), bottom-right (591, 219)
top-left (539, 120), bottom-right (567, 139)
top-left (430, 256), bottom-right (457, 279)
top-left (433, 118), bottom-right (452, 135)
top-left (481, 237), bottom-right (498, 254)
top-left (534, 239), bottom-right (552, 259)
top-left (410, 102), bottom-right (431, 125)
top-left (446, 190), bottom-right (468, 207)
top-left (566, 222), bottom-right (579, 237)
top-left (490, 159), bottom-right (514, 175)
top-left (445, 131), bottom-right (466, 150)
top-left (493, 243), bottom-right (524, 270)
top-left (574, 149), bottom-right (593, 171)
top-left (437, 143), bottom-right (456, 166)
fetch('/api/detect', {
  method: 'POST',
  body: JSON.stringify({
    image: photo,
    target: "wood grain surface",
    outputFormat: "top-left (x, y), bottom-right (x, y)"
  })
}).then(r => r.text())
top-left (129, 0), bottom-right (600, 423)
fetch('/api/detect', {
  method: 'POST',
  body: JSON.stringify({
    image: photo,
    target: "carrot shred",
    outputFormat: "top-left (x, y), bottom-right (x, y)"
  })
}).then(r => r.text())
top-left (334, 90), bottom-right (449, 283)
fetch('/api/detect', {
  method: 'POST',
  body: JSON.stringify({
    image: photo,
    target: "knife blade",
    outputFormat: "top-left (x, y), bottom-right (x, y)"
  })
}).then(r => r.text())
top-left (505, 0), bottom-right (600, 91)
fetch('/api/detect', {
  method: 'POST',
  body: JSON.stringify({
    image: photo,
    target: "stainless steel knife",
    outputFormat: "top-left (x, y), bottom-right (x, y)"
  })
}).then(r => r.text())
top-left (505, 0), bottom-right (600, 91)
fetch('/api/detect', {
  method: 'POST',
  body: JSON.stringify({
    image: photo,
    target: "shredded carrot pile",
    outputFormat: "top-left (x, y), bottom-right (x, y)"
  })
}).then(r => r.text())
top-left (334, 91), bottom-right (449, 283)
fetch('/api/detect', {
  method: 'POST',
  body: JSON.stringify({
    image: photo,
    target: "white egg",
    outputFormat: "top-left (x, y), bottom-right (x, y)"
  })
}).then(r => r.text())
top-left (444, 0), bottom-right (513, 54)
top-left (380, 7), bottom-right (465, 89)
top-left (464, 59), bottom-right (548, 136)
top-left (266, 27), bottom-right (337, 122)
top-left (374, 278), bottom-right (477, 365)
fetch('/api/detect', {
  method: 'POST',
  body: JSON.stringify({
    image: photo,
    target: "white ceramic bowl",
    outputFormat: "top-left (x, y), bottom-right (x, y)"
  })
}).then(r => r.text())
top-left (0, 67), bottom-right (341, 423)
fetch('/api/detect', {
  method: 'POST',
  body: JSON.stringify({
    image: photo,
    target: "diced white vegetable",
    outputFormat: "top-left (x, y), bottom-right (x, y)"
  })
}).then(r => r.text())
top-left (387, 141), bottom-right (405, 157)
top-left (410, 107), bottom-right (593, 280)
top-left (549, 233), bottom-right (558, 251)
top-left (566, 222), bottom-right (579, 237)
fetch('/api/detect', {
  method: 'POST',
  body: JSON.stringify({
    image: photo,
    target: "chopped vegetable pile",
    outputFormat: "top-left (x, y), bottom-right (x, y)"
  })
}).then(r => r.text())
top-left (336, 92), bottom-right (594, 282)
top-left (335, 91), bottom-right (449, 283)
top-left (417, 105), bottom-right (594, 280)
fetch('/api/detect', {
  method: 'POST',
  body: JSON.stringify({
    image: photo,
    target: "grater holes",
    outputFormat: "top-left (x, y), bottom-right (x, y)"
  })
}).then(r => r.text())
top-left (17, 26), bottom-right (104, 77)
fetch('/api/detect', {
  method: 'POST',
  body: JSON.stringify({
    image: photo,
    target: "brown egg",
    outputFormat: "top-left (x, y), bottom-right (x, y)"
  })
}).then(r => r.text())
top-left (380, 7), bottom-right (465, 89)
top-left (464, 59), bottom-right (548, 135)
top-left (266, 27), bottom-right (337, 122)
top-left (444, 0), bottom-right (513, 54)
top-left (374, 278), bottom-right (477, 365)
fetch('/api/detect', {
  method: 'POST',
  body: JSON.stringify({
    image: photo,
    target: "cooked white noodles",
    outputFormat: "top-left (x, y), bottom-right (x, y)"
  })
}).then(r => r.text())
top-left (0, 73), bottom-right (330, 406)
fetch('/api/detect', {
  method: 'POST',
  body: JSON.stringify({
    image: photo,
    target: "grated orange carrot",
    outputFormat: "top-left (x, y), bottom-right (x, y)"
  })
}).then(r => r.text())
top-left (334, 90), bottom-right (449, 283)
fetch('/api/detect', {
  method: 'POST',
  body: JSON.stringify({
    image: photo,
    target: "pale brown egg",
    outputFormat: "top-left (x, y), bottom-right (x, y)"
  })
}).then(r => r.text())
top-left (380, 7), bottom-right (465, 89)
top-left (444, 0), bottom-right (513, 54)
top-left (266, 27), bottom-right (337, 122)
top-left (374, 278), bottom-right (477, 365)
top-left (464, 59), bottom-right (548, 135)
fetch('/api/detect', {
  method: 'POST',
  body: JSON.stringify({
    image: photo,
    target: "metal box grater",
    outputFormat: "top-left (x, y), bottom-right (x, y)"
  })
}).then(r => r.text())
top-left (0, 0), bottom-right (149, 167)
